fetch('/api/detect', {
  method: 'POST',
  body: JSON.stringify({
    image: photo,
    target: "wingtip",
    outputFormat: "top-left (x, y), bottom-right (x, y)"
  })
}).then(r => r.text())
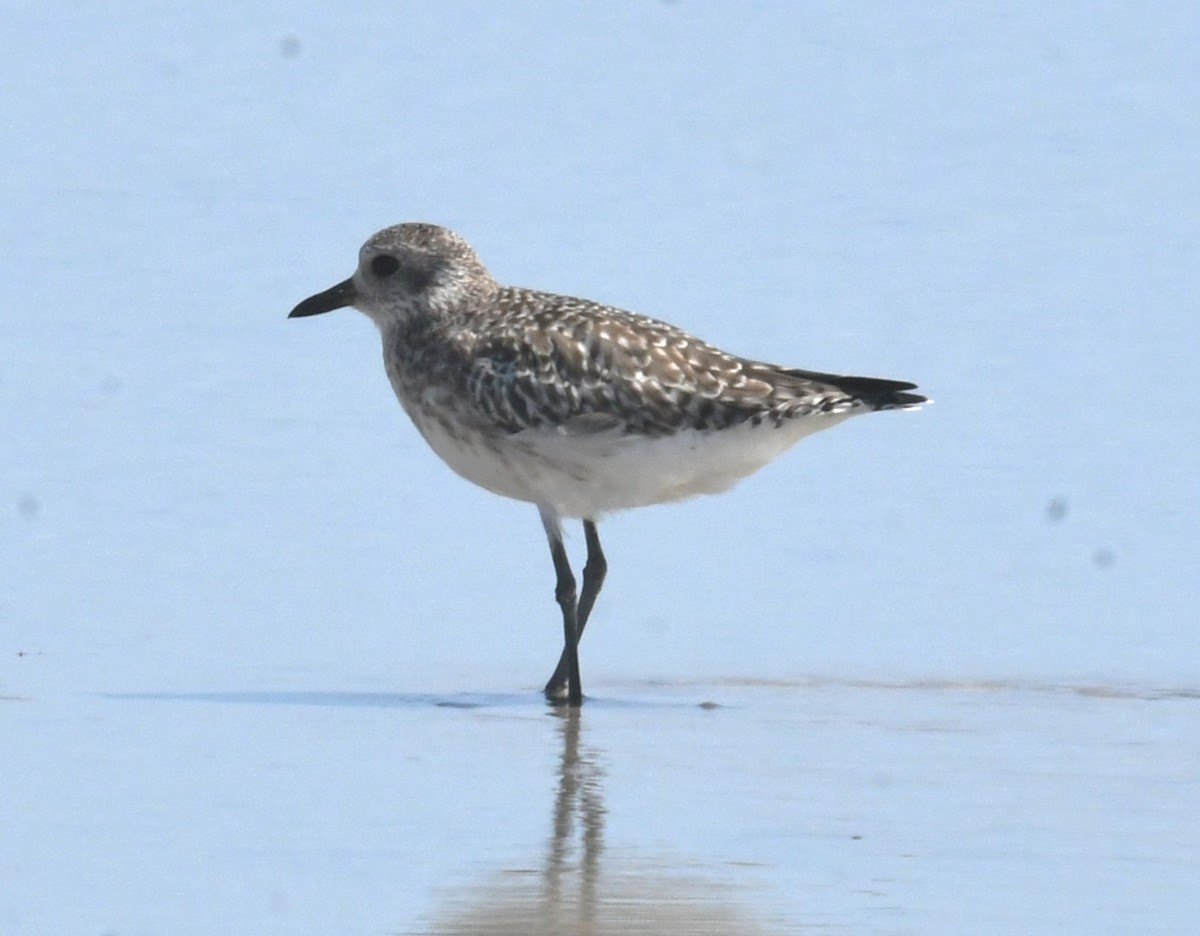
top-left (892, 391), bottom-right (930, 410)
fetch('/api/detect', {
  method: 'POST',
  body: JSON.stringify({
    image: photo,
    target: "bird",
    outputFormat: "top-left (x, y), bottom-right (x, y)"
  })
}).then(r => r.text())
top-left (289, 223), bottom-right (926, 706)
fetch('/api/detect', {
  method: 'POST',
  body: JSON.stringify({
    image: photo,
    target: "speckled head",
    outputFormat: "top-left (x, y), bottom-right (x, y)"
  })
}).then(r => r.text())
top-left (288, 223), bottom-right (497, 329)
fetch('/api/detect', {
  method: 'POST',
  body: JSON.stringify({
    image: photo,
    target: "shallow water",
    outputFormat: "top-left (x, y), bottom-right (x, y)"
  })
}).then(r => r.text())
top-left (3, 2), bottom-right (1199, 933)
top-left (6, 680), bottom-right (1197, 934)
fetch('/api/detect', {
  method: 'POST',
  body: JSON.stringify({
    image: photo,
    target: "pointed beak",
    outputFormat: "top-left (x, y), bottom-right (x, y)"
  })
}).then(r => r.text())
top-left (288, 277), bottom-right (357, 318)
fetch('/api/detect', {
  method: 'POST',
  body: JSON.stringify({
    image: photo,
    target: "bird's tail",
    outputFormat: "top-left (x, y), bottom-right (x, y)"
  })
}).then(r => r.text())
top-left (780, 368), bottom-right (929, 411)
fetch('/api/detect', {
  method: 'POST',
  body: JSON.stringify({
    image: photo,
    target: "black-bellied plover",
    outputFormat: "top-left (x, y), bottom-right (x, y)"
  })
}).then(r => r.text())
top-left (289, 223), bottom-right (926, 705)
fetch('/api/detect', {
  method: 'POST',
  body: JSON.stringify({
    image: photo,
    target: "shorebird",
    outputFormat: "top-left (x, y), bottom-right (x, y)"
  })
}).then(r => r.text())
top-left (289, 223), bottom-right (926, 705)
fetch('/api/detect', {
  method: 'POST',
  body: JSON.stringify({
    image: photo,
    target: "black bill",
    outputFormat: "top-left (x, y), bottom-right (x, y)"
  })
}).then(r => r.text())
top-left (288, 278), bottom-right (357, 318)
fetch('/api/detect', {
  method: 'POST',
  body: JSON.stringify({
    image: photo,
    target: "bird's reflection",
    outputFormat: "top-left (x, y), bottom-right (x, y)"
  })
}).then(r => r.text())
top-left (543, 707), bottom-right (605, 926)
top-left (427, 707), bottom-right (777, 935)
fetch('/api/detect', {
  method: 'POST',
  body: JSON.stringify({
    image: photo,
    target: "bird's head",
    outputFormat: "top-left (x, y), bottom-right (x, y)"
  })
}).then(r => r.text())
top-left (288, 223), bottom-right (496, 330)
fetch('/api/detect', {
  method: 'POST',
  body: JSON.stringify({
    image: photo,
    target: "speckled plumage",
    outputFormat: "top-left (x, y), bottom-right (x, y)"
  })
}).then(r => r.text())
top-left (289, 222), bottom-right (927, 703)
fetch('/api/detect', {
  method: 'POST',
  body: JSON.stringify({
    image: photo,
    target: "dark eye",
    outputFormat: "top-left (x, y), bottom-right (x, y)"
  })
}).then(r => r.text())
top-left (370, 254), bottom-right (400, 278)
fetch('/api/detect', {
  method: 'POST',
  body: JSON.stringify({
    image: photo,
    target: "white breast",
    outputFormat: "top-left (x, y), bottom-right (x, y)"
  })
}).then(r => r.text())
top-left (405, 397), bottom-right (856, 519)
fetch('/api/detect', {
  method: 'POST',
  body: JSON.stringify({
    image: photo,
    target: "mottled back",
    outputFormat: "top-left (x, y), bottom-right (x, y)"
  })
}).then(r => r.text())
top-left (451, 288), bottom-right (923, 437)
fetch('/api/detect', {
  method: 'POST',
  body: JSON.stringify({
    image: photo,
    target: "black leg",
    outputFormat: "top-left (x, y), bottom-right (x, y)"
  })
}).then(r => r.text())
top-left (541, 509), bottom-right (583, 705)
top-left (577, 520), bottom-right (608, 640)
top-left (544, 519), bottom-right (606, 700)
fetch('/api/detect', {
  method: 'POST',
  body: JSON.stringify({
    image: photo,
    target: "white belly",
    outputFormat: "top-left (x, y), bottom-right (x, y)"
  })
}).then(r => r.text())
top-left (406, 401), bottom-right (856, 519)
